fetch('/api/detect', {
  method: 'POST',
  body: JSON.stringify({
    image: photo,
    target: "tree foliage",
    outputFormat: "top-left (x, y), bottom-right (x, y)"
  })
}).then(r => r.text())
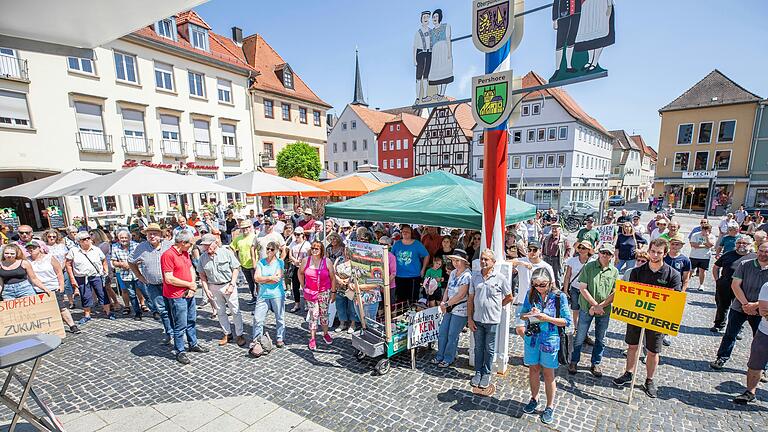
top-left (275, 141), bottom-right (322, 180)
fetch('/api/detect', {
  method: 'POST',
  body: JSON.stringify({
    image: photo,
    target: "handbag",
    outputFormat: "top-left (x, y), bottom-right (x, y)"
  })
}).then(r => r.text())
top-left (554, 291), bottom-right (573, 366)
top-left (445, 300), bottom-right (466, 314)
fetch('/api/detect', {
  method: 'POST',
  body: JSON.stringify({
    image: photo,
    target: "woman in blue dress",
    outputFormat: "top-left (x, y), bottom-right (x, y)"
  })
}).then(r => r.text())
top-left (516, 268), bottom-right (572, 425)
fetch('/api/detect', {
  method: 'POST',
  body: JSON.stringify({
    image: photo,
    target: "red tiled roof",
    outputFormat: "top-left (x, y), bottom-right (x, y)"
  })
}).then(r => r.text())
top-left (130, 11), bottom-right (254, 74)
top-left (176, 10), bottom-right (211, 29)
top-left (242, 34), bottom-right (331, 108)
top-left (451, 103), bottom-right (476, 138)
top-left (348, 104), bottom-right (397, 134)
top-left (386, 113), bottom-right (427, 136)
top-left (522, 71), bottom-right (609, 136)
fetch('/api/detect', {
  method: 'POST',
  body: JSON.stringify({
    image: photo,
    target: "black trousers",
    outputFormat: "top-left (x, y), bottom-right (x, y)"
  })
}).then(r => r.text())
top-left (395, 276), bottom-right (422, 305)
top-left (243, 267), bottom-right (256, 298)
top-left (291, 271), bottom-right (302, 306)
top-left (714, 278), bottom-right (735, 328)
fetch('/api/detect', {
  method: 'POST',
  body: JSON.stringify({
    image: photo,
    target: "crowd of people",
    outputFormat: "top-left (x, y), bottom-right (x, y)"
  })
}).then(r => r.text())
top-left (1, 203), bottom-right (767, 424)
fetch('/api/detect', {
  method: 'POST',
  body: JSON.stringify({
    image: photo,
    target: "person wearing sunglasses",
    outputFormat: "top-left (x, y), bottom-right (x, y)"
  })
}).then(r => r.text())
top-left (517, 268), bottom-right (572, 425)
top-left (252, 241), bottom-right (286, 352)
top-left (512, 240), bottom-right (554, 312)
top-left (298, 240), bottom-right (337, 351)
top-left (14, 225), bottom-right (48, 257)
top-left (44, 229), bottom-right (75, 309)
top-left (0, 244), bottom-right (50, 300)
top-left (65, 231), bottom-right (111, 324)
top-left (615, 223), bottom-right (647, 273)
top-left (568, 243), bottom-right (619, 378)
top-left (129, 223), bottom-right (174, 343)
top-left (563, 241), bottom-right (595, 339)
top-left (288, 227), bottom-right (311, 313)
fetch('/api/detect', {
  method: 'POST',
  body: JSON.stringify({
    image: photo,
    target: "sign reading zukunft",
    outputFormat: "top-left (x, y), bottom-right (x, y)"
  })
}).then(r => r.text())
top-left (472, 70), bottom-right (515, 128)
top-left (610, 280), bottom-right (687, 336)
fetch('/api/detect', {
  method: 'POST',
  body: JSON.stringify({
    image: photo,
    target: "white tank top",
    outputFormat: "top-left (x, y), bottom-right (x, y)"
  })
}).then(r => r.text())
top-left (30, 255), bottom-right (58, 290)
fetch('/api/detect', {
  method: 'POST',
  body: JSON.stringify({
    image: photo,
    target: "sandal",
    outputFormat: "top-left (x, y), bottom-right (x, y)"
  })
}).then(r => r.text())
top-left (437, 361), bottom-right (452, 368)
top-left (430, 358), bottom-right (441, 365)
top-left (141, 305), bottom-right (150, 313)
top-left (122, 308), bottom-right (131, 316)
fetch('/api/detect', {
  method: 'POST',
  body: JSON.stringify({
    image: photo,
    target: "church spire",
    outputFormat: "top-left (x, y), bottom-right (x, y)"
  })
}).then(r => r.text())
top-left (351, 49), bottom-right (368, 106)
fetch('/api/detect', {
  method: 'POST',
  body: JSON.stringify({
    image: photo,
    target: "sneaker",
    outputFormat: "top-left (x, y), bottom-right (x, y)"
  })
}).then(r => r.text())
top-left (734, 390), bottom-right (756, 405)
top-left (68, 303), bottom-right (75, 310)
top-left (235, 335), bottom-right (247, 347)
top-left (643, 379), bottom-right (657, 398)
top-left (153, 312), bottom-right (160, 321)
top-left (697, 287), bottom-right (704, 292)
top-left (77, 316), bottom-right (92, 325)
top-left (613, 371), bottom-right (633, 387)
top-left (69, 325), bottom-right (81, 334)
top-left (590, 364), bottom-right (603, 378)
top-left (568, 362), bottom-right (577, 375)
top-left (189, 344), bottom-right (210, 353)
top-left (710, 358), bottom-right (727, 370)
top-left (308, 338), bottom-right (316, 351)
top-left (335, 322), bottom-right (348, 333)
top-left (323, 333), bottom-right (333, 345)
top-left (470, 372), bottom-right (482, 387)
top-left (585, 336), bottom-right (595, 346)
top-left (710, 326), bottom-right (722, 333)
top-left (761, 371), bottom-right (768, 383)
top-left (275, 340), bottom-right (285, 348)
top-left (430, 357), bottom-right (441, 365)
top-left (540, 407), bottom-right (554, 425)
top-left (247, 298), bottom-right (259, 305)
top-left (479, 374), bottom-right (491, 389)
top-left (662, 335), bottom-right (671, 346)
top-left (176, 352), bottom-right (190, 365)
top-left (133, 316), bottom-right (142, 321)
top-left (108, 313), bottom-right (116, 321)
top-left (164, 336), bottom-right (173, 346)
top-left (523, 398), bottom-right (539, 414)
top-left (347, 325), bottom-right (356, 334)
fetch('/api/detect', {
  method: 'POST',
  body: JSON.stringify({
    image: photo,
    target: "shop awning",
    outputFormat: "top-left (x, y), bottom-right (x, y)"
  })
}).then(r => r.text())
top-left (320, 176), bottom-right (387, 197)
top-left (325, 171), bottom-right (536, 230)
top-left (0, 170), bottom-right (99, 199)
top-left (217, 171), bottom-right (329, 197)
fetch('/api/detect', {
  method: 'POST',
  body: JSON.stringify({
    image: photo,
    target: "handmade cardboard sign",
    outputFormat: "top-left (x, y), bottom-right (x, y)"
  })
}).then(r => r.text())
top-left (0, 294), bottom-right (65, 339)
top-left (610, 280), bottom-right (686, 336)
top-left (407, 306), bottom-right (442, 349)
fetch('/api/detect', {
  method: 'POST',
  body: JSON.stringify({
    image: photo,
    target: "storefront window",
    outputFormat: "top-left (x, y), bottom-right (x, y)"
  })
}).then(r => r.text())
top-left (754, 189), bottom-right (768, 208)
top-left (90, 196), bottom-right (117, 213)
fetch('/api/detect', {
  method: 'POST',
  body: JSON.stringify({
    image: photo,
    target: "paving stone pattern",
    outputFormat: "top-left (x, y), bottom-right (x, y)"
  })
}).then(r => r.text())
top-left (1, 211), bottom-right (767, 431)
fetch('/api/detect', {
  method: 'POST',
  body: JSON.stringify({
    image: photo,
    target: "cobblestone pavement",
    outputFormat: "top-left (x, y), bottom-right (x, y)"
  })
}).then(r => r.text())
top-left (2, 210), bottom-right (767, 432)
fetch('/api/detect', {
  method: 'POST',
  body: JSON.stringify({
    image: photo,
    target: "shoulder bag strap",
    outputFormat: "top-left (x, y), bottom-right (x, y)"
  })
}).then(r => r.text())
top-left (79, 248), bottom-right (103, 275)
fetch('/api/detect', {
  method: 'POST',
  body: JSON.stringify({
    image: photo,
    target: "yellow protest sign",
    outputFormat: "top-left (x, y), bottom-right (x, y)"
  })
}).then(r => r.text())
top-left (0, 293), bottom-right (65, 339)
top-left (610, 280), bottom-right (687, 336)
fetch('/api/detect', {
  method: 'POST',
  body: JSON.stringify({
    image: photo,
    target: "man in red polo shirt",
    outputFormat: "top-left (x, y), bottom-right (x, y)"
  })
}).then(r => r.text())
top-left (161, 230), bottom-right (209, 365)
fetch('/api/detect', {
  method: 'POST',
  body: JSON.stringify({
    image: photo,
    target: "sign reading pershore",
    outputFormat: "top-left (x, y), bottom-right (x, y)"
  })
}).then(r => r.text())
top-left (472, 70), bottom-right (514, 128)
top-left (472, 0), bottom-right (515, 53)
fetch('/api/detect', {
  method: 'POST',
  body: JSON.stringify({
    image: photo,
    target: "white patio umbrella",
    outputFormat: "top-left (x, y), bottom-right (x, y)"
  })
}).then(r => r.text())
top-left (42, 166), bottom-right (237, 197)
top-left (216, 170), bottom-right (329, 196)
top-left (0, 170), bottom-right (99, 199)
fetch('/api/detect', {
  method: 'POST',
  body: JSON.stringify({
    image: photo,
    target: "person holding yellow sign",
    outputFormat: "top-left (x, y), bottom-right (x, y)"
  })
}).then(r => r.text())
top-left (613, 238), bottom-right (681, 398)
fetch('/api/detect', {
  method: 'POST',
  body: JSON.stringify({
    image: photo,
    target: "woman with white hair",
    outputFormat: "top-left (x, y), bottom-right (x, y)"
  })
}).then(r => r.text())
top-left (516, 268), bottom-right (572, 425)
top-left (66, 231), bottom-right (111, 324)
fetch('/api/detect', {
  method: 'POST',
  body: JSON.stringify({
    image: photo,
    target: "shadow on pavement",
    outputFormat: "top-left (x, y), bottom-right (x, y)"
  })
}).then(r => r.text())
top-left (436, 388), bottom-right (526, 418)
top-left (657, 381), bottom-right (767, 412)
top-left (661, 356), bottom-right (743, 374)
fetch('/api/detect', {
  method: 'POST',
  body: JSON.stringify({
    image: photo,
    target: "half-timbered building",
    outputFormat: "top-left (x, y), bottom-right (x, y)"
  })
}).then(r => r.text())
top-left (413, 103), bottom-right (475, 177)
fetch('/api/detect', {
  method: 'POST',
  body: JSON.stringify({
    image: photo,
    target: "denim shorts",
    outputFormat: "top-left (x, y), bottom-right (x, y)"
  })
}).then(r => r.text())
top-left (1, 280), bottom-right (37, 300)
top-left (523, 336), bottom-right (560, 369)
top-left (568, 286), bottom-right (581, 311)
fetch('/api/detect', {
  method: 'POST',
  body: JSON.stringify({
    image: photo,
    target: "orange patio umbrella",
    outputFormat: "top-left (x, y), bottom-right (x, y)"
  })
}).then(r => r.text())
top-left (284, 176), bottom-right (331, 197)
top-left (320, 175), bottom-right (387, 197)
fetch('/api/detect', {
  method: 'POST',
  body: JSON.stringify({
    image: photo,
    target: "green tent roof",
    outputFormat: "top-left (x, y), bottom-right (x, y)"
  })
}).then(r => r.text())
top-left (324, 171), bottom-right (536, 230)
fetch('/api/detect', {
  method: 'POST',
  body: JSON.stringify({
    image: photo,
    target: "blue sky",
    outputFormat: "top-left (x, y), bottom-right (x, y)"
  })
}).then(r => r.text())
top-left (196, 0), bottom-right (768, 150)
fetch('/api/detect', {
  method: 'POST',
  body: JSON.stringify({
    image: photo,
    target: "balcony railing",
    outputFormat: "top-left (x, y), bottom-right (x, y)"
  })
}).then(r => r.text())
top-left (122, 136), bottom-right (153, 156)
top-left (0, 54), bottom-right (29, 81)
top-left (160, 139), bottom-right (187, 157)
top-left (76, 131), bottom-right (113, 153)
top-left (193, 141), bottom-right (217, 159)
top-left (221, 145), bottom-right (242, 161)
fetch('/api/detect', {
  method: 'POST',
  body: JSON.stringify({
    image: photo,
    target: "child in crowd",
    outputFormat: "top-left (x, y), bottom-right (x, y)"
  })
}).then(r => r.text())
top-left (421, 255), bottom-right (445, 307)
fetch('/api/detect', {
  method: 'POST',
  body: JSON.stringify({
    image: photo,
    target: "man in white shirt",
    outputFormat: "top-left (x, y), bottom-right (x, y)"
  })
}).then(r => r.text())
top-left (631, 215), bottom-right (646, 237)
top-left (689, 223), bottom-right (716, 291)
top-left (735, 205), bottom-right (748, 226)
top-left (650, 218), bottom-right (668, 241)
top-left (252, 217), bottom-right (286, 261)
top-left (512, 240), bottom-right (555, 323)
top-left (719, 213), bottom-right (735, 237)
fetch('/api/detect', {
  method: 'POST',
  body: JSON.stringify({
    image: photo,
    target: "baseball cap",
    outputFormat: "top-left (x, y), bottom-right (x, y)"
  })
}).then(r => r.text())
top-left (199, 233), bottom-right (217, 245)
top-left (24, 241), bottom-right (40, 249)
top-left (528, 240), bottom-right (542, 250)
top-left (668, 233), bottom-right (685, 243)
top-left (294, 227), bottom-right (305, 234)
top-left (585, 216), bottom-right (595, 223)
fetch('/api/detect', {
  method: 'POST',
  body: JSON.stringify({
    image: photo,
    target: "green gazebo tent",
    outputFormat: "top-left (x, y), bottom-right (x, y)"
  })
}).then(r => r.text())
top-left (324, 170), bottom-right (536, 229)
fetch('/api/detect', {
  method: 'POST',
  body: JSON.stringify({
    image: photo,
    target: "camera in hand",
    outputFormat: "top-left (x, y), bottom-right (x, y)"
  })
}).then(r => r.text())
top-left (524, 322), bottom-right (541, 337)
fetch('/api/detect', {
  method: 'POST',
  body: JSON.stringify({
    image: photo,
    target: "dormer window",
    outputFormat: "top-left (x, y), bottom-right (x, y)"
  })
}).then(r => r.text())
top-left (156, 17), bottom-right (177, 41)
top-left (189, 25), bottom-right (209, 51)
top-left (282, 66), bottom-right (294, 89)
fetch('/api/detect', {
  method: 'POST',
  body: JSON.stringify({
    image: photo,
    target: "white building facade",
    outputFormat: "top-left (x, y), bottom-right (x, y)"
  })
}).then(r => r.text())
top-left (471, 72), bottom-right (613, 209)
top-left (324, 104), bottom-right (394, 175)
top-left (608, 130), bottom-right (643, 202)
top-left (0, 11), bottom-right (255, 228)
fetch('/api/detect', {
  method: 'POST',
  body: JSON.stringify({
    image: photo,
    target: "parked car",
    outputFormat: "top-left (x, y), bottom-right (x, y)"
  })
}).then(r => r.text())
top-left (559, 201), bottom-right (600, 220)
top-left (608, 195), bottom-right (626, 206)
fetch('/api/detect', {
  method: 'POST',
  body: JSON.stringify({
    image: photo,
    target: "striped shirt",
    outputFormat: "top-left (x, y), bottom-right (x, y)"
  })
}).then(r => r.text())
top-left (128, 240), bottom-right (173, 285)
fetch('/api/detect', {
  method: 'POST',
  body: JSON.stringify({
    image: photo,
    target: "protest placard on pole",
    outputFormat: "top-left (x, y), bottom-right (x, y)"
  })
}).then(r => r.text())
top-left (611, 280), bottom-right (687, 404)
top-left (596, 224), bottom-right (617, 244)
top-left (0, 294), bottom-right (66, 339)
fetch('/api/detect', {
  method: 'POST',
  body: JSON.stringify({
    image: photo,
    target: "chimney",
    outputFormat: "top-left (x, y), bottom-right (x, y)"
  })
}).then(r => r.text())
top-left (231, 27), bottom-right (243, 46)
